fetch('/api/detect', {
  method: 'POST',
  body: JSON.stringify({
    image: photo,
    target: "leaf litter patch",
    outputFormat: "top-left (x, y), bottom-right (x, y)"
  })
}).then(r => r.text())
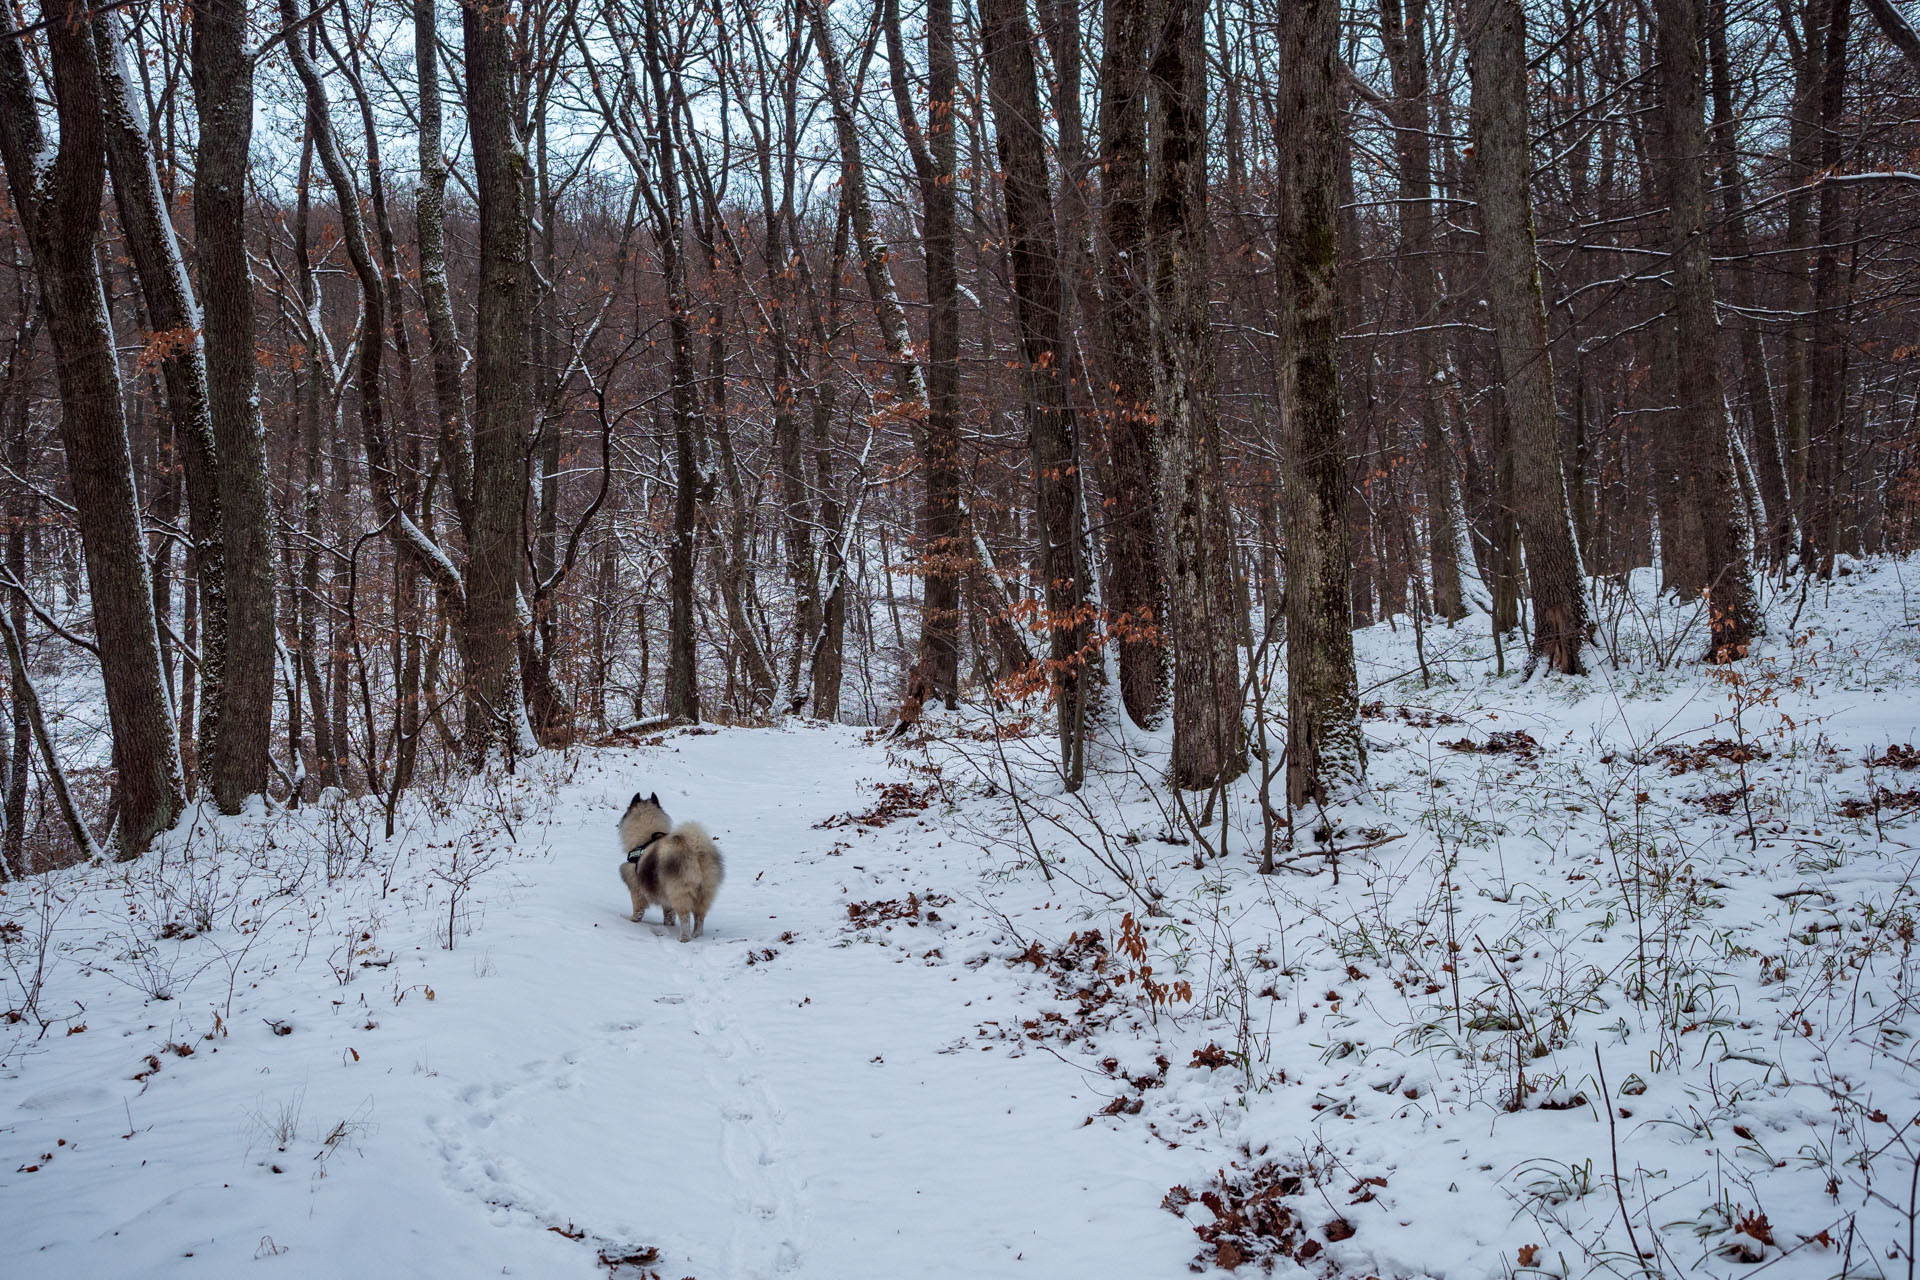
top-left (844, 890), bottom-right (952, 930)
top-left (1164, 1149), bottom-right (1365, 1273)
top-left (814, 781), bottom-right (937, 831)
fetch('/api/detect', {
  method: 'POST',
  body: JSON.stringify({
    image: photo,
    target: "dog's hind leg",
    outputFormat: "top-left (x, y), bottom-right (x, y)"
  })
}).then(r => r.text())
top-left (620, 863), bottom-right (648, 923)
top-left (668, 891), bottom-right (695, 942)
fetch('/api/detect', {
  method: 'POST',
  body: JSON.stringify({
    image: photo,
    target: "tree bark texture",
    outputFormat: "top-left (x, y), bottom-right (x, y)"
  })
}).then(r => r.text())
top-left (1149, 0), bottom-right (1244, 788)
top-left (190, 0), bottom-right (276, 811)
top-left (416, 0), bottom-right (474, 534)
top-left (1465, 0), bottom-right (1591, 674)
top-left (463, 0), bottom-right (536, 748)
top-left (884, 0), bottom-right (963, 709)
top-left (1097, 0), bottom-right (1168, 727)
top-left (0, 5), bottom-right (183, 853)
top-left (1276, 0), bottom-right (1364, 808)
top-left (1655, 0), bottom-right (1759, 656)
top-left (1379, 0), bottom-right (1467, 622)
top-left (94, 16), bottom-right (229, 769)
top-left (979, 0), bottom-right (1094, 786)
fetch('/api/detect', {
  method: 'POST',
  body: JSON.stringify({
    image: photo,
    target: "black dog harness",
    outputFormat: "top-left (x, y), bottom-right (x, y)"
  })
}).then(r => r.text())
top-left (625, 829), bottom-right (668, 864)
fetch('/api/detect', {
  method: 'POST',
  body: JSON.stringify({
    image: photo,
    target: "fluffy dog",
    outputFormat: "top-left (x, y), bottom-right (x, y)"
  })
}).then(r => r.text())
top-left (617, 792), bottom-right (724, 942)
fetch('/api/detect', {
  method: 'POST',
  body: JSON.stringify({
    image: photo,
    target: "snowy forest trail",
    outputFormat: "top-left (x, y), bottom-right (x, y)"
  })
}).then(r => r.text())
top-left (411, 723), bottom-right (1194, 1279)
top-left (1, 722), bottom-right (1194, 1280)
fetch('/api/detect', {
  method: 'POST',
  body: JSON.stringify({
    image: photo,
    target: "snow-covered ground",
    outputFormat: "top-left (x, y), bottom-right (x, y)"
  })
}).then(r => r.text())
top-left (5, 557), bottom-right (1920, 1278)
top-left (0, 724), bottom-right (1195, 1278)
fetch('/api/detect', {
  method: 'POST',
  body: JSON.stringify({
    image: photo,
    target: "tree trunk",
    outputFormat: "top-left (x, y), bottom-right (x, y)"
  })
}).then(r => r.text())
top-left (415, 0), bottom-right (474, 535)
top-left (1379, 0), bottom-right (1467, 622)
top-left (808, 383), bottom-right (846, 721)
top-left (0, 5), bottom-right (184, 853)
top-left (1275, 0), bottom-right (1364, 808)
top-left (1149, 0), bottom-right (1244, 788)
top-left (643, 0), bottom-right (702, 725)
top-left (980, 0), bottom-right (1095, 787)
top-left (4, 329), bottom-right (34, 874)
top-left (772, 316), bottom-right (818, 713)
top-left (1707, 0), bottom-right (1790, 562)
top-left (1096, 0), bottom-right (1168, 727)
top-left (747, 61), bottom-right (819, 714)
top-left (1465, 0), bottom-right (1590, 675)
top-left (94, 15), bottom-right (229, 763)
top-left (463, 0), bottom-right (535, 750)
top-left (805, 0), bottom-right (1023, 719)
top-left (1804, 0), bottom-right (1852, 575)
top-left (702, 272), bottom-right (777, 713)
top-left (333, 32), bottom-right (434, 766)
top-left (190, 0), bottom-right (276, 811)
top-left (291, 134), bottom-right (340, 792)
top-left (1655, 0), bottom-right (1759, 656)
top-left (1781, 0), bottom-right (1830, 527)
top-left (884, 0), bottom-right (962, 710)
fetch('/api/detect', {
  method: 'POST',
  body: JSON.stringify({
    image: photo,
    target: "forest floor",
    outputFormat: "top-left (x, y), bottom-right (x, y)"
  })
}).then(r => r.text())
top-left (4, 557), bottom-right (1920, 1279)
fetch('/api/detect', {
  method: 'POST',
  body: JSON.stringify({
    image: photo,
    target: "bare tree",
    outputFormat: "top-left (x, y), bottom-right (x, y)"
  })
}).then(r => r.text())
top-left (1654, 0), bottom-right (1758, 656)
top-left (1707, 0), bottom-right (1791, 561)
top-left (190, 0), bottom-right (277, 810)
top-left (1149, 0), bottom-right (1244, 787)
top-left (1802, 0), bottom-right (1853, 575)
top-left (1275, 0), bottom-right (1363, 808)
top-left (464, 0), bottom-right (539, 748)
top-left (93, 15), bottom-right (228, 778)
top-left (1379, 0), bottom-right (1467, 622)
top-left (1096, 0), bottom-right (1168, 728)
top-left (884, 0), bottom-right (963, 711)
top-left (979, 0), bottom-right (1095, 787)
top-left (1464, 0), bottom-right (1590, 675)
top-left (0, 3), bottom-right (183, 853)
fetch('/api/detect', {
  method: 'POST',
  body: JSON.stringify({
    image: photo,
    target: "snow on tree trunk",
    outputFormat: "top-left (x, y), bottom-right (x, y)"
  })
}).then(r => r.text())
top-left (1275, 0), bottom-right (1364, 809)
top-left (94, 16), bottom-right (230, 771)
top-left (0, 7), bottom-right (183, 854)
top-left (191, 0), bottom-right (277, 813)
top-left (1148, 0), bottom-right (1246, 789)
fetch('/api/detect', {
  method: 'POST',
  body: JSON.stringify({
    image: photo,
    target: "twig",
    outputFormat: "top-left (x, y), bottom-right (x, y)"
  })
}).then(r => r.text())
top-left (1595, 1049), bottom-right (1652, 1273)
top-left (1271, 831), bottom-right (1406, 866)
top-left (0, 569), bottom-right (100, 656)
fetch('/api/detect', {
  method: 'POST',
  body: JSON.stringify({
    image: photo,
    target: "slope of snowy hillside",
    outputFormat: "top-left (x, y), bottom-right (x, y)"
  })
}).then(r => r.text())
top-left (907, 558), bottom-right (1920, 1279)
top-left (4, 557), bottom-right (1919, 1279)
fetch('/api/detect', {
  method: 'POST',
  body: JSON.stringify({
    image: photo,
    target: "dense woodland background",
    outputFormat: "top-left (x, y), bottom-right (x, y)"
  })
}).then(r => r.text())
top-left (0, 0), bottom-right (1915, 873)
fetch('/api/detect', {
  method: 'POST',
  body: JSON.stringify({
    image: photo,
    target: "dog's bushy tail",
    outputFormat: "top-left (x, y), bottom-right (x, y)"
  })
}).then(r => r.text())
top-left (675, 821), bottom-right (724, 884)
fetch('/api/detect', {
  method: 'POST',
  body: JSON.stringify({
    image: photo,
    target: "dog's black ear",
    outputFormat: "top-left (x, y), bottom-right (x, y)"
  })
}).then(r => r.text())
top-left (648, 792), bottom-right (660, 806)
top-left (629, 792), bottom-right (644, 809)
